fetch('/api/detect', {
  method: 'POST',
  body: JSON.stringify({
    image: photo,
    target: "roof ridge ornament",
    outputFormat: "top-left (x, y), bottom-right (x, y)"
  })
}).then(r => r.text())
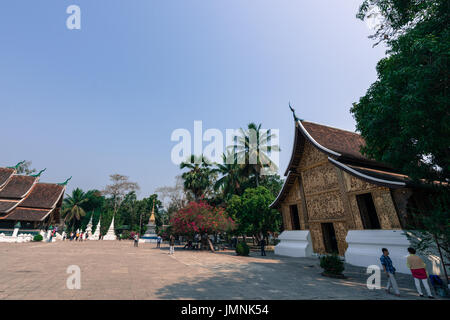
top-left (30, 168), bottom-right (46, 177)
top-left (7, 160), bottom-right (26, 170)
top-left (289, 102), bottom-right (303, 122)
top-left (58, 176), bottom-right (72, 186)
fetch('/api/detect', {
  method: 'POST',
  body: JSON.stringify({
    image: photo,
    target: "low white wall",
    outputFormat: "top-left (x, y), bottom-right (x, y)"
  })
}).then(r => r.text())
top-left (275, 230), bottom-right (313, 258)
top-left (345, 229), bottom-right (447, 276)
top-left (0, 233), bottom-right (34, 243)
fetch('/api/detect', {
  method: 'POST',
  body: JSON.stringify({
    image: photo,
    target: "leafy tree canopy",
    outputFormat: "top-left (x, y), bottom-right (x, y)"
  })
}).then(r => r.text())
top-left (227, 186), bottom-right (282, 239)
top-left (352, 0), bottom-right (449, 184)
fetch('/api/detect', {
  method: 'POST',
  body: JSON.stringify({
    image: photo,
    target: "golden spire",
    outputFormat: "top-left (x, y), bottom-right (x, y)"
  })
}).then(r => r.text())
top-left (149, 202), bottom-right (156, 224)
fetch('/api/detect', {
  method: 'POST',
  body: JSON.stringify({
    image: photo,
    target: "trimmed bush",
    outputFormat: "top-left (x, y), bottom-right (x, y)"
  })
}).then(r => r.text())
top-left (319, 254), bottom-right (344, 275)
top-left (121, 230), bottom-right (131, 240)
top-left (33, 234), bottom-right (43, 242)
top-left (236, 241), bottom-right (250, 256)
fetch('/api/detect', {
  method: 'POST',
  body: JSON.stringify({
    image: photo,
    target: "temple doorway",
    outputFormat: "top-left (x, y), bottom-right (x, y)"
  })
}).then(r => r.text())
top-left (289, 204), bottom-right (301, 230)
top-left (356, 193), bottom-right (381, 229)
top-left (321, 223), bottom-right (338, 254)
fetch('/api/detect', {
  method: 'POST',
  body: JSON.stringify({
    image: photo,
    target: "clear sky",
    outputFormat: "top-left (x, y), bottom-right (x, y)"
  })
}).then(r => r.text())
top-left (0, 1), bottom-right (386, 198)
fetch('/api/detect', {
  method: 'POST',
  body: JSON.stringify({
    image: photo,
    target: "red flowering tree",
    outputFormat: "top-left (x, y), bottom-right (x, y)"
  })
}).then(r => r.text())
top-left (170, 201), bottom-right (236, 238)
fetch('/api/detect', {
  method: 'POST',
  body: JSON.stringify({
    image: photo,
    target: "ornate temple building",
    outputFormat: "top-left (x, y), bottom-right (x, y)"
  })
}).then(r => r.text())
top-left (0, 163), bottom-right (67, 239)
top-left (270, 109), bottom-right (440, 274)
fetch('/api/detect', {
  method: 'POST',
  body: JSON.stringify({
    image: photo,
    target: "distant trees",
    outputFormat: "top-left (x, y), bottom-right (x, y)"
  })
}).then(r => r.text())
top-left (15, 160), bottom-right (37, 175)
top-left (173, 122), bottom-right (284, 242)
top-left (61, 173), bottom-right (161, 236)
top-left (180, 155), bottom-right (216, 201)
top-left (102, 174), bottom-right (140, 217)
top-left (155, 175), bottom-right (188, 220)
top-left (62, 188), bottom-right (89, 230)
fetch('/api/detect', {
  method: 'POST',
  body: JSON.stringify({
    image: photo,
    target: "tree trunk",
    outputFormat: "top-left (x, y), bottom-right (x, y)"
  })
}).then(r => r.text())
top-left (207, 237), bottom-right (215, 253)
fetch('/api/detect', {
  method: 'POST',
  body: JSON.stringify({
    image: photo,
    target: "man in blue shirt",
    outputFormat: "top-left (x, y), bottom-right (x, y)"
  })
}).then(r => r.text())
top-left (380, 248), bottom-right (400, 296)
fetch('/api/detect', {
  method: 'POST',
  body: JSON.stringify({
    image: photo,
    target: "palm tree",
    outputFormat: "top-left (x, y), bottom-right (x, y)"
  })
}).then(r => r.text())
top-left (213, 152), bottom-right (243, 198)
top-left (62, 188), bottom-right (88, 230)
top-left (233, 123), bottom-right (280, 186)
top-left (180, 155), bottom-right (214, 201)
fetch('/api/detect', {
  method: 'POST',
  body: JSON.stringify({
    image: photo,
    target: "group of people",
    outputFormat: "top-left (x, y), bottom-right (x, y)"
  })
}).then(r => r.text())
top-left (63, 231), bottom-right (91, 241)
top-left (132, 233), bottom-right (164, 250)
top-left (380, 247), bottom-right (436, 298)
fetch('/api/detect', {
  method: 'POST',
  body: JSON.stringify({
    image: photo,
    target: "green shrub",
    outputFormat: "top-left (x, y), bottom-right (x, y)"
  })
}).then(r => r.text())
top-left (121, 230), bottom-right (131, 240)
top-left (319, 254), bottom-right (344, 275)
top-left (236, 241), bottom-right (250, 256)
top-left (33, 234), bottom-right (43, 242)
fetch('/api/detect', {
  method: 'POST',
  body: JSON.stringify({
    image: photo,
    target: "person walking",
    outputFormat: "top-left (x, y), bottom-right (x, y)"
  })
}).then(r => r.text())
top-left (169, 235), bottom-right (175, 255)
top-left (380, 248), bottom-right (400, 296)
top-left (134, 233), bottom-right (139, 247)
top-left (260, 238), bottom-right (266, 256)
top-left (156, 235), bottom-right (162, 248)
top-left (407, 247), bottom-right (434, 298)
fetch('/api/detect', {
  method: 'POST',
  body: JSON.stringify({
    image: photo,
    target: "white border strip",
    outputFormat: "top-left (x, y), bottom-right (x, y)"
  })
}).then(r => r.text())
top-left (328, 157), bottom-right (406, 187)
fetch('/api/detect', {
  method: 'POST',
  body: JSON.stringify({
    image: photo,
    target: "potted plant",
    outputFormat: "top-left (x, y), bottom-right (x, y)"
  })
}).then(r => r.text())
top-left (319, 254), bottom-right (346, 278)
top-left (236, 241), bottom-right (250, 256)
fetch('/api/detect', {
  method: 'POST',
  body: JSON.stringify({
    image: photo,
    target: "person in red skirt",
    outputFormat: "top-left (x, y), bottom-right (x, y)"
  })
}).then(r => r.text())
top-left (407, 247), bottom-right (434, 298)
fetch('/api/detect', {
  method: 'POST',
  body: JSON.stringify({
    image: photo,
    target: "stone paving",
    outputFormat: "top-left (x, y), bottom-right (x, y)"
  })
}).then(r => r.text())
top-left (0, 241), bottom-right (444, 300)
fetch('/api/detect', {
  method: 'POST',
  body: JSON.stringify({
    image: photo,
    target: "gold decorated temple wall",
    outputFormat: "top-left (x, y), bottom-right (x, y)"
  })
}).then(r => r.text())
top-left (280, 140), bottom-right (402, 255)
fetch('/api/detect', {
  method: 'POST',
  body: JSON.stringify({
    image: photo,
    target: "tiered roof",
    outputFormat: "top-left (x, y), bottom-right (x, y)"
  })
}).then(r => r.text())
top-left (0, 166), bottom-right (66, 222)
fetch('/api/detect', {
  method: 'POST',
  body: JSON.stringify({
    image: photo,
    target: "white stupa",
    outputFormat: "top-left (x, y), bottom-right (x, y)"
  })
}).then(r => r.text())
top-left (91, 219), bottom-right (100, 240)
top-left (103, 216), bottom-right (117, 240)
top-left (85, 216), bottom-right (93, 239)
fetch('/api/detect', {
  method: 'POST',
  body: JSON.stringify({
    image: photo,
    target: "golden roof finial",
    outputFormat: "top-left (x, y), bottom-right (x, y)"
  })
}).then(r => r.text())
top-left (149, 202), bottom-right (156, 223)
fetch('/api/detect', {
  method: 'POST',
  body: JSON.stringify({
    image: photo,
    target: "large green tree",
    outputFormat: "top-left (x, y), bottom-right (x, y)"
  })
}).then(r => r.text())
top-left (180, 155), bottom-right (215, 201)
top-left (227, 186), bottom-right (282, 242)
top-left (212, 152), bottom-right (243, 199)
top-left (233, 123), bottom-right (280, 186)
top-left (62, 188), bottom-right (89, 231)
top-left (354, 0), bottom-right (449, 282)
top-left (353, 0), bottom-right (449, 184)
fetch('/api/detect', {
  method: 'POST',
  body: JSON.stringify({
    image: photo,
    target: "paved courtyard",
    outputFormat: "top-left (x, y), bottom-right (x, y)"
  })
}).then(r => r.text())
top-left (0, 241), bottom-right (442, 300)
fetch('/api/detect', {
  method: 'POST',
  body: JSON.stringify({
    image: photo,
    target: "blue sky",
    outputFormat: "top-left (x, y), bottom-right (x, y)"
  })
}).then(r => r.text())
top-left (0, 1), bottom-right (386, 198)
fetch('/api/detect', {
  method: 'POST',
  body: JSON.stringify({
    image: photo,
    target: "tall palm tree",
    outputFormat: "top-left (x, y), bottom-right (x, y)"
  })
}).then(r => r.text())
top-left (62, 188), bottom-right (88, 230)
top-left (233, 123), bottom-right (280, 186)
top-left (213, 152), bottom-right (243, 197)
top-left (180, 155), bottom-right (214, 201)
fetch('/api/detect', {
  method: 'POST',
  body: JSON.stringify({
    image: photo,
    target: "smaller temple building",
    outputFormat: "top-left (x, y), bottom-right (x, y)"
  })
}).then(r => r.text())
top-left (270, 109), bottom-right (443, 275)
top-left (0, 163), bottom-right (67, 242)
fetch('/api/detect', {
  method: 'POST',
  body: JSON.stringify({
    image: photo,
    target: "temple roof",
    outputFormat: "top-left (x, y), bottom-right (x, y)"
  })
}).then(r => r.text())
top-left (301, 121), bottom-right (367, 160)
top-left (4, 207), bottom-right (54, 222)
top-left (0, 166), bottom-right (66, 222)
top-left (270, 115), bottom-right (411, 209)
top-left (0, 168), bottom-right (15, 189)
top-left (0, 200), bottom-right (20, 214)
top-left (20, 183), bottom-right (65, 209)
top-left (0, 175), bottom-right (37, 199)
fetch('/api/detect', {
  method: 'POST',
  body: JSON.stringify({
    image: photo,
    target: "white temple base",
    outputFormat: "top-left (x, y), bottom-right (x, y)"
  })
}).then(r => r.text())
top-left (139, 236), bottom-right (158, 243)
top-left (102, 234), bottom-right (117, 241)
top-left (275, 230), bottom-right (313, 257)
top-left (344, 229), bottom-right (449, 276)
